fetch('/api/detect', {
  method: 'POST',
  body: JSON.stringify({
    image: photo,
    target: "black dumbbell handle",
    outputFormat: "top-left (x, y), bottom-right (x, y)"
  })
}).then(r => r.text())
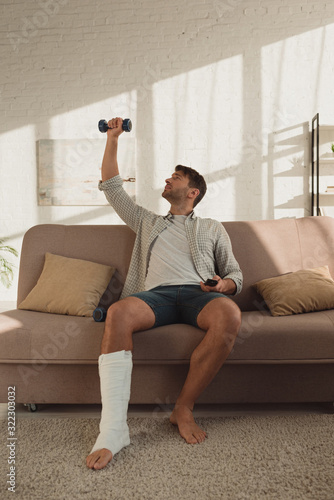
top-left (98, 119), bottom-right (132, 133)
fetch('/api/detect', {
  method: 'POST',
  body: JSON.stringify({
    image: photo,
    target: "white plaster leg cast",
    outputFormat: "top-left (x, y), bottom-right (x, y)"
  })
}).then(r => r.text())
top-left (90, 350), bottom-right (133, 456)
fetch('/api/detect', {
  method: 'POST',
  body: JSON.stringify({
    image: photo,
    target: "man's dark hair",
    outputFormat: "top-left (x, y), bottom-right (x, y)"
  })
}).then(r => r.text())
top-left (175, 165), bottom-right (207, 208)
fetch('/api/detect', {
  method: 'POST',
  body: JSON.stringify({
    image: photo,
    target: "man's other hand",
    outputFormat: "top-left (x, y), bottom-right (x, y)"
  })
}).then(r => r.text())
top-left (200, 276), bottom-right (236, 295)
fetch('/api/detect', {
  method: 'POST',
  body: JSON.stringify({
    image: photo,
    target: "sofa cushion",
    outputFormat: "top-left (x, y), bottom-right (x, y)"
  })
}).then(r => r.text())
top-left (233, 309), bottom-right (334, 360)
top-left (254, 266), bottom-right (334, 317)
top-left (16, 224), bottom-right (136, 306)
top-left (0, 310), bottom-right (104, 362)
top-left (1, 309), bottom-right (334, 364)
top-left (18, 253), bottom-right (115, 317)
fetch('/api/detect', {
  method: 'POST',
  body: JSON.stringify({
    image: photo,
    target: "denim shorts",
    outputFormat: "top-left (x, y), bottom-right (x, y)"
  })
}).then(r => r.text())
top-left (129, 285), bottom-right (229, 328)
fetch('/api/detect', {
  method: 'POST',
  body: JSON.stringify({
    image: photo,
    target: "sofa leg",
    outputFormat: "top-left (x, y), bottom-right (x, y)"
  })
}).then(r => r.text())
top-left (24, 403), bottom-right (38, 412)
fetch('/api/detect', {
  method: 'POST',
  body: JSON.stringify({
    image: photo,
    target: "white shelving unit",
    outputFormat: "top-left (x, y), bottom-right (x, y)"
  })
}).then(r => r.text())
top-left (311, 114), bottom-right (334, 215)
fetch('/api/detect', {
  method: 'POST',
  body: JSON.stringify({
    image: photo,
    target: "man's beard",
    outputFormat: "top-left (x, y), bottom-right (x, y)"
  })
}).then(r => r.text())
top-left (162, 187), bottom-right (188, 203)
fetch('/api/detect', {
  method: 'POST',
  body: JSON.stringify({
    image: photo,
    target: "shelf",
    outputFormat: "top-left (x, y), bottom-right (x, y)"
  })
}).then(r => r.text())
top-left (319, 158), bottom-right (334, 163)
top-left (319, 193), bottom-right (334, 207)
top-left (311, 113), bottom-right (334, 215)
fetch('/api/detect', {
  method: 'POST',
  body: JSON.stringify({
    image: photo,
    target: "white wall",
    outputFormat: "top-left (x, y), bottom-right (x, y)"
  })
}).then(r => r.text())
top-left (1, 0), bottom-right (334, 300)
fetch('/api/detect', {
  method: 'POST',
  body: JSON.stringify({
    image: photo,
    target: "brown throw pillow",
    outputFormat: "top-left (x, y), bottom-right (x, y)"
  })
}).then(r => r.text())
top-left (254, 266), bottom-right (334, 317)
top-left (18, 253), bottom-right (115, 317)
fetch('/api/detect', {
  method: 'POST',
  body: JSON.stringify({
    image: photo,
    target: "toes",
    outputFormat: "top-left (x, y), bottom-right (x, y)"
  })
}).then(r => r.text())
top-left (86, 452), bottom-right (101, 469)
top-left (184, 429), bottom-right (207, 444)
top-left (186, 434), bottom-right (198, 444)
top-left (190, 429), bottom-right (207, 444)
top-left (86, 449), bottom-right (113, 470)
top-left (86, 453), bottom-right (97, 469)
top-left (198, 431), bottom-right (207, 443)
top-left (193, 433), bottom-right (205, 444)
top-left (93, 460), bottom-right (105, 470)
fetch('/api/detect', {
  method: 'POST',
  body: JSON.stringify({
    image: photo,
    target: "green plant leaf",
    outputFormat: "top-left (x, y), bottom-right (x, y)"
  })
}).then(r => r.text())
top-left (0, 238), bottom-right (18, 288)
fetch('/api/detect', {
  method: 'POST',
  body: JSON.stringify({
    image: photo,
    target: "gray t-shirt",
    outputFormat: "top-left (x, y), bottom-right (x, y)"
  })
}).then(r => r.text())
top-left (145, 214), bottom-right (202, 290)
top-left (99, 175), bottom-right (243, 299)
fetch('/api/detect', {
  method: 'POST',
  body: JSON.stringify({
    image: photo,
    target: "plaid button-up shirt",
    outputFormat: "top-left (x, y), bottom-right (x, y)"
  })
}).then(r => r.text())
top-left (99, 175), bottom-right (243, 299)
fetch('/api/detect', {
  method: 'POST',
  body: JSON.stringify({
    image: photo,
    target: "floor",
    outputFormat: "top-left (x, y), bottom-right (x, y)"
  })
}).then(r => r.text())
top-left (1, 402), bottom-right (331, 422)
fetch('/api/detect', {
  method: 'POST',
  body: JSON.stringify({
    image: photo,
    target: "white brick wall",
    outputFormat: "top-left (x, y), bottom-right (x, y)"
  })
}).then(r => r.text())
top-left (1, 0), bottom-right (334, 300)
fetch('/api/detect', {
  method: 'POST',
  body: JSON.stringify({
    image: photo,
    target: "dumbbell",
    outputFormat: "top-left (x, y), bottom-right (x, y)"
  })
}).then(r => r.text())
top-left (93, 307), bottom-right (107, 322)
top-left (98, 118), bottom-right (132, 133)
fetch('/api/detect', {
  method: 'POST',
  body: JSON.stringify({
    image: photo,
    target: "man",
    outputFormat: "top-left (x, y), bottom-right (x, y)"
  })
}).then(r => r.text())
top-left (86, 117), bottom-right (243, 470)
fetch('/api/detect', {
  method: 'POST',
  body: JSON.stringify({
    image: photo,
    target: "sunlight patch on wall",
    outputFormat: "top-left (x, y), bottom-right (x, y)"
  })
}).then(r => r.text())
top-left (261, 26), bottom-right (329, 131)
top-left (0, 124), bottom-right (38, 232)
top-left (148, 55), bottom-right (243, 220)
top-left (44, 94), bottom-right (137, 223)
top-left (260, 27), bottom-right (334, 219)
top-left (48, 92), bottom-right (137, 139)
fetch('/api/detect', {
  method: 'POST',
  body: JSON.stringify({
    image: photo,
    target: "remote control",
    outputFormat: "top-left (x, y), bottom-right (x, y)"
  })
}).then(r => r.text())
top-left (204, 279), bottom-right (218, 287)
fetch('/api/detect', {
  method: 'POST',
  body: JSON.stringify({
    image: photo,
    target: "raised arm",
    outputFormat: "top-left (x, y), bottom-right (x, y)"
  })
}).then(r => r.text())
top-left (101, 117), bottom-right (124, 181)
top-left (99, 117), bottom-right (158, 233)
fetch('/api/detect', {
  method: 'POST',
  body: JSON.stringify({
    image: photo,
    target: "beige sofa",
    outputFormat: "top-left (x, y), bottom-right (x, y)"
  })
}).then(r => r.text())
top-left (1, 216), bottom-right (334, 408)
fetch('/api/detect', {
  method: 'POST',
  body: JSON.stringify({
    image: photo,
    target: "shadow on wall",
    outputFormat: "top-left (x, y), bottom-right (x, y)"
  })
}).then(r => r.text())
top-left (4, 2), bottom-right (334, 134)
top-left (2, 0), bottom-right (334, 233)
top-left (224, 215), bottom-right (334, 312)
top-left (224, 218), bottom-right (302, 311)
top-left (267, 122), bottom-right (310, 218)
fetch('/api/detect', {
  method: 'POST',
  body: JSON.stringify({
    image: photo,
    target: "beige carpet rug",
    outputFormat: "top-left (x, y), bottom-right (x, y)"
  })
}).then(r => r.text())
top-left (1, 414), bottom-right (334, 500)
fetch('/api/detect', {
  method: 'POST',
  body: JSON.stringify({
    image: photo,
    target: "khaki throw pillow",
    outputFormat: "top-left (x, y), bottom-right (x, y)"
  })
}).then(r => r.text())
top-left (254, 266), bottom-right (334, 317)
top-left (19, 253), bottom-right (115, 317)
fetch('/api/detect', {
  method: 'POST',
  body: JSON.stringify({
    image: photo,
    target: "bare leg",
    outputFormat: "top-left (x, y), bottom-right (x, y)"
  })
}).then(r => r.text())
top-left (101, 297), bottom-right (156, 354)
top-left (86, 297), bottom-right (155, 470)
top-left (170, 298), bottom-right (241, 444)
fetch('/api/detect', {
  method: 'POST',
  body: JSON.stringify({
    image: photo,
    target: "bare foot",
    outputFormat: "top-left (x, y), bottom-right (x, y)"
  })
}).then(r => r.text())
top-left (86, 448), bottom-right (113, 470)
top-left (170, 405), bottom-right (207, 444)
